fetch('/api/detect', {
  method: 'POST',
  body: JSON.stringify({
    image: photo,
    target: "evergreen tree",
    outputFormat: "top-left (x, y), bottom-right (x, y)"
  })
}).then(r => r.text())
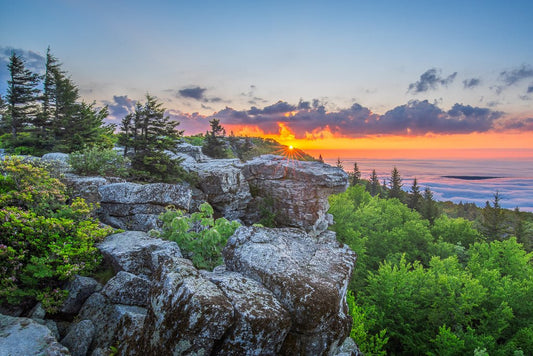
top-left (369, 169), bottom-right (380, 197)
top-left (421, 186), bottom-right (439, 224)
top-left (0, 95), bottom-right (6, 134)
top-left (348, 162), bottom-right (361, 186)
top-left (481, 192), bottom-right (505, 240)
top-left (336, 157), bottom-right (344, 170)
top-left (35, 47), bottom-right (61, 141)
top-left (318, 154), bottom-right (324, 163)
top-left (408, 177), bottom-right (422, 211)
top-left (202, 118), bottom-right (227, 158)
top-left (5, 52), bottom-right (40, 139)
top-left (63, 102), bottom-right (112, 151)
top-left (388, 166), bottom-right (403, 200)
top-left (119, 94), bottom-right (185, 182)
top-left (513, 207), bottom-right (525, 242)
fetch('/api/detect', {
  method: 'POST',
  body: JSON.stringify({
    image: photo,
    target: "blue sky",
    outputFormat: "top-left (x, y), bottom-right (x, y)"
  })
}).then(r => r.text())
top-left (1, 0), bottom-right (532, 138)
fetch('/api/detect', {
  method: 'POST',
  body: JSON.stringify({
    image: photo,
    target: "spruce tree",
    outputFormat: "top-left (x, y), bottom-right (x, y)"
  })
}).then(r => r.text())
top-left (336, 157), bottom-right (344, 170)
top-left (408, 178), bottom-right (422, 211)
top-left (202, 118), bottom-right (227, 158)
top-left (348, 162), bottom-right (361, 186)
top-left (6, 52), bottom-right (40, 139)
top-left (481, 192), bottom-right (505, 240)
top-left (119, 94), bottom-right (185, 182)
top-left (421, 186), bottom-right (439, 224)
top-left (389, 166), bottom-right (403, 200)
top-left (369, 169), bottom-right (380, 197)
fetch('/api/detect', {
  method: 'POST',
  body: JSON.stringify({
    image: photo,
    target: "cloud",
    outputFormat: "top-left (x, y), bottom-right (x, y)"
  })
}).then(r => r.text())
top-left (463, 78), bottom-right (481, 89)
top-left (103, 95), bottom-right (137, 121)
top-left (206, 99), bottom-right (509, 138)
top-left (499, 64), bottom-right (533, 86)
top-left (408, 68), bottom-right (457, 93)
top-left (178, 86), bottom-right (207, 100)
top-left (528, 84), bottom-right (533, 93)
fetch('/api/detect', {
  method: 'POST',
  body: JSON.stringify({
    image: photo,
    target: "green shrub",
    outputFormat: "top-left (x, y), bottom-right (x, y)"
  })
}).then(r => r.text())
top-left (69, 146), bottom-right (130, 177)
top-left (0, 157), bottom-right (114, 312)
top-left (152, 202), bottom-right (240, 270)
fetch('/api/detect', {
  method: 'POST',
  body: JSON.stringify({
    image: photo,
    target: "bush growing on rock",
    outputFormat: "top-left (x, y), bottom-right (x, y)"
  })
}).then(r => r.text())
top-left (152, 202), bottom-right (240, 270)
top-left (0, 157), bottom-right (114, 312)
top-left (69, 146), bottom-right (130, 177)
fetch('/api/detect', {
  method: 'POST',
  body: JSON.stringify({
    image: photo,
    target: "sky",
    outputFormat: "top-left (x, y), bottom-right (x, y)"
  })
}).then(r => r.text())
top-left (1, 0), bottom-right (533, 159)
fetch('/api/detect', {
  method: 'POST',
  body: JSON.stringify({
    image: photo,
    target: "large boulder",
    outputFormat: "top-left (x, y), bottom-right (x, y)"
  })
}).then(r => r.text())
top-left (242, 155), bottom-right (348, 235)
top-left (0, 314), bottom-right (69, 355)
top-left (98, 182), bottom-right (198, 230)
top-left (133, 257), bottom-right (235, 355)
top-left (78, 292), bottom-right (147, 352)
top-left (60, 319), bottom-right (95, 356)
top-left (202, 268), bottom-right (292, 355)
top-left (223, 226), bottom-right (357, 355)
top-left (41, 152), bottom-right (72, 174)
top-left (97, 231), bottom-right (182, 277)
top-left (101, 271), bottom-right (151, 307)
top-left (191, 159), bottom-right (252, 220)
top-left (60, 275), bottom-right (102, 315)
top-left (61, 174), bottom-right (125, 205)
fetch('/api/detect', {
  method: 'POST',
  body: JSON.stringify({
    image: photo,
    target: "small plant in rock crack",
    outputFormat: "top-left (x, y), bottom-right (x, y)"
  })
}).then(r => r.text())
top-left (152, 202), bottom-right (241, 270)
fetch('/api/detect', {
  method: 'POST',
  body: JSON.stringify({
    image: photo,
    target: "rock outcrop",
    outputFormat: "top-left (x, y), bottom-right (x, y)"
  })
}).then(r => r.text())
top-left (189, 159), bottom-right (252, 220)
top-left (98, 182), bottom-right (197, 231)
top-left (242, 155), bottom-right (348, 234)
top-left (223, 226), bottom-right (357, 355)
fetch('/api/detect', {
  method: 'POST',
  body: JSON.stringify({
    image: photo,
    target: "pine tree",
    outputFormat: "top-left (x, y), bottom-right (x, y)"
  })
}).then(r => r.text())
top-left (6, 52), bottom-right (40, 139)
top-left (408, 178), bottom-right (422, 211)
top-left (369, 169), bottom-right (380, 197)
top-left (481, 192), bottom-right (505, 240)
top-left (119, 94), bottom-right (185, 182)
top-left (421, 187), bottom-right (439, 224)
top-left (389, 166), bottom-right (403, 200)
top-left (336, 157), bottom-right (343, 170)
top-left (348, 162), bottom-right (361, 186)
top-left (202, 118), bottom-right (227, 158)
top-left (35, 47), bottom-right (61, 141)
top-left (63, 102), bottom-right (112, 151)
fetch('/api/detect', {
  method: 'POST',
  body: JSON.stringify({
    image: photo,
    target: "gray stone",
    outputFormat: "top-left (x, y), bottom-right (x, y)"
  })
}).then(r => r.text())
top-left (61, 275), bottom-right (102, 315)
top-left (101, 271), bottom-right (151, 306)
top-left (29, 303), bottom-right (46, 320)
top-left (98, 231), bottom-right (182, 276)
top-left (242, 155), bottom-right (348, 234)
top-left (203, 270), bottom-right (292, 355)
top-left (134, 257), bottom-right (234, 355)
top-left (98, 182), bottom-right (194, 230)
top-left (62, 174), bottom-right (124, 205)
top-left (61, 319), bottom-right (95, 356)
top-left (78, 292), bottom-right (147, 351)
top-left (174, 143), bottom-right (210, 162)
top-left (0, 314), bottom-right (69, 356)
top-left (335, 337), bottom-right (363, 356)
top-left (223, 226), bottom-right (357, 355)
top-left (191, 159), bottom-right (252, 220)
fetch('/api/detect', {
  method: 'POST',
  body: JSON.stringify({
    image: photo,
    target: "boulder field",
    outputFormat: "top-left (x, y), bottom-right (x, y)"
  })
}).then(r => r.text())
top-left (1, 146), bottom-right (361, 356)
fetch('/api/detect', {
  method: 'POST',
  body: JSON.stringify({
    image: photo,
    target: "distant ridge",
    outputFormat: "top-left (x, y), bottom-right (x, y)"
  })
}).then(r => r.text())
top-left (442, 175), bottom-right (502, 180)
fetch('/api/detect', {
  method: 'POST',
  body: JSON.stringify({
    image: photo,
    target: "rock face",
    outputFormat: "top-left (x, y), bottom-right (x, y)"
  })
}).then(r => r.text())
top-left (223, 226), bottom-right (357, 355)
top-left (60, 275), bottom-right (102, 315)
top-left (242, 155), bottom-right (348, 234)
top-left (98, 231), bottom-right (182, 276)
top-left (98, 182), bottom-right (197, 230)
top-left (202, 269), bottom-right (292, 355)
top-left (0, 314), bottom-right (69, 355)
top-left (191, 159), bottom-right (252, 220)
top-left (101, 271), bottom-right (151, 306)
top-left (135, 257), bottom-right (235, 355)
top-left (60, 319), bottom-right (95, 356)
top-left (62, 174), bottom-right (125, 205)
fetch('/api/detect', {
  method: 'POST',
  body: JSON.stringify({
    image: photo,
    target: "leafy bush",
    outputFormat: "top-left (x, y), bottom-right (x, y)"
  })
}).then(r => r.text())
top-left (69, 146), bottom-right (130, 177)
top-left (0, 157), bottom-right (114, 312)
top-left (152, 202), bottom-right (240, 270)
